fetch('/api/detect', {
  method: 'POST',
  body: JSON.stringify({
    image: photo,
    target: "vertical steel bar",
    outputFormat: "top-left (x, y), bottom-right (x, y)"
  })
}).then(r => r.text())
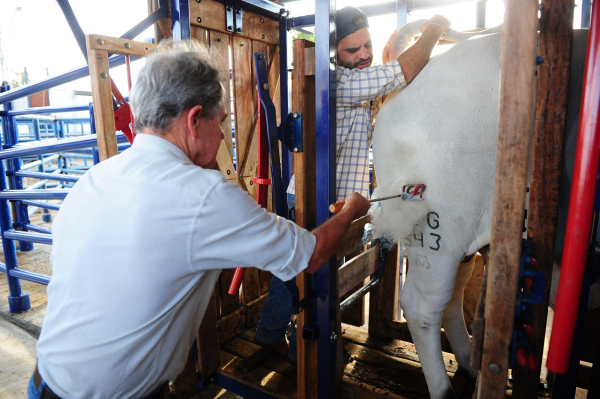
top-left (315, 0), bottom-right (337, 397)
top-left (476, 1), bottom-right (487, 28)
top-left (171, 0), bottom-right (191, 41)
top-left (547, 0), bottom-right (600, 374)
top-left (279, 9), bottom-right (291, 191)
top-left (582, 0), bottom-right (592, 29)
top-left (396, 0), bottom-right (407, 29)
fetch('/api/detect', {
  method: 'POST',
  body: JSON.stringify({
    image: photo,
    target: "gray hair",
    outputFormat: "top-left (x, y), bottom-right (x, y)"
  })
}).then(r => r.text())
top-left (130, 39), bottom-right (224, 134)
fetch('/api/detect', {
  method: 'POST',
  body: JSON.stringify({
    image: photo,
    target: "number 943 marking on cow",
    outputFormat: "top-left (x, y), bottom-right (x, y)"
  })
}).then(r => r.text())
top-left (405, 212), bottom-right (441, 251)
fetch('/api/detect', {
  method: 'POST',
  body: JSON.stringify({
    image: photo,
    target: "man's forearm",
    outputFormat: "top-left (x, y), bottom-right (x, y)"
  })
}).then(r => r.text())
top-left (305, 208), bottom-right (357, 273)
top-left (397, 25), bottom-right (442, 83)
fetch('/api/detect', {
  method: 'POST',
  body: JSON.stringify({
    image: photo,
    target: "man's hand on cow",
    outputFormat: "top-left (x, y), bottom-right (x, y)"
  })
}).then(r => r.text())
top-left (421, 14), bottom-right (451, 34)
top-left (382, 29), bottom-right (399, 64)
top-left (339, 192), bottom-right (371, 220)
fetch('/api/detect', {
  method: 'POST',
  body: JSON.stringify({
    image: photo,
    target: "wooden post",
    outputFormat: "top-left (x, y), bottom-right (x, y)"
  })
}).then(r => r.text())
top-left (476, 1), bottom-right (539, 398)
top-left (86, 35), bottom-right (156, 161)
top-left (512, 0), bottom-right (573, 397)
top-left (292, 38), bottom-right (318, 399)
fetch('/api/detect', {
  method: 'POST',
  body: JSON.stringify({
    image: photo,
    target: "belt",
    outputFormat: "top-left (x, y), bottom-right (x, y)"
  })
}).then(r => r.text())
top-left (33, 363), bottom-right (62, 399)
top-left (33, 363), bottom-right (168, 399)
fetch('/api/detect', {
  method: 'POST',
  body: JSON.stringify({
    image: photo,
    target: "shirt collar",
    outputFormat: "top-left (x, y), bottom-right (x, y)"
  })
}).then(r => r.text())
top-left (132, 133), bottom-right (193, 164)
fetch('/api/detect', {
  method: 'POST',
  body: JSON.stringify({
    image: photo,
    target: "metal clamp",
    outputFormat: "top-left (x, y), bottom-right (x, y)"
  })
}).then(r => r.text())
top-left (224, 0), bottom-right (234, 32)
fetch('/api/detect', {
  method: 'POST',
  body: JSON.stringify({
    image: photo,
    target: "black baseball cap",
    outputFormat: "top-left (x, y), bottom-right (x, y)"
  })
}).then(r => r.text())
top-left (336, 6), bottom-right (369, 42)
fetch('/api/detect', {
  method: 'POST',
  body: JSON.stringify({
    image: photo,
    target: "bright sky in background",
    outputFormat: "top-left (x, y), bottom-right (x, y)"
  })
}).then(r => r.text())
top-left (0, 0), bottom-right (587, 109)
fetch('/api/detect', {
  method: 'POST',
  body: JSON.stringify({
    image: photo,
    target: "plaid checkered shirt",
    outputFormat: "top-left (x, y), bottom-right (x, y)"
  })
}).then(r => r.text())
top-left (287, 60), bottom-right (407, 200)
top-left (335, 60), bottom-right (407, 199)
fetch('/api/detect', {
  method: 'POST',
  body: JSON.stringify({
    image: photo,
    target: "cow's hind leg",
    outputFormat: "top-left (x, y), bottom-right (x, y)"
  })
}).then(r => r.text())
top-left (401, 252), bottom-right (461, 399)
top-left (442, 257), bottom-right (478, 397)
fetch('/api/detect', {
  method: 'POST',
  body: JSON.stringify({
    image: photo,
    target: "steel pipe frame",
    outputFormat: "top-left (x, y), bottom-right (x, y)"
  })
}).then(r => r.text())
top-left (4, 230), bottom-right (52, 245)
top-left (0, 2), bottom-right (166, 106)
top-left (0, 263), bottom-right (50, 286)
top-left (0, 133), bottom-right (128, 161)
top-left (0, 190), bottom-right (69, 200)
top-left (8, 105), bottom-right (90, 117)
top-left (314, 0), bottom-right (338, 397)
top-left (20, 200), bottom-right (61, 212)
top-left (291, 0), bottom-right (492, 29)
top-left (15, 171), bottom-right (79, 183)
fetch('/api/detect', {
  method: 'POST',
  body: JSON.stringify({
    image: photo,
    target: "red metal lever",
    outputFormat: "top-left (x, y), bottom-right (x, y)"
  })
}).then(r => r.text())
top-left (228, 93), bottom-right (271, 296)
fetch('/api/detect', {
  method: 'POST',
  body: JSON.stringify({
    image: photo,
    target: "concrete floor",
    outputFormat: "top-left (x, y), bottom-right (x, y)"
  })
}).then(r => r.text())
top-left (0, 316), bottom-right (37, 399)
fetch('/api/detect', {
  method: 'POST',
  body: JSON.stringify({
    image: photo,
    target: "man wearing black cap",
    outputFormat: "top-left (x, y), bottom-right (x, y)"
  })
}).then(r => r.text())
top-left (254, 6), bottom-right (450, 364)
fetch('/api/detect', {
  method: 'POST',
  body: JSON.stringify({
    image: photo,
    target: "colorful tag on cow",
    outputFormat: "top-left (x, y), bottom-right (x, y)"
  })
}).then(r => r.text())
top-left (401, 184), bottom-right (426, 202)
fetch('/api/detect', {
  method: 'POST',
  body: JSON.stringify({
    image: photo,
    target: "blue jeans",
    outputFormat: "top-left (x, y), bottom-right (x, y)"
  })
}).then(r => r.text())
top-left (254, 275), bottom-right (297, 362)
top-left (27, 374), bottom-right (44, 399)
top-left (254, 192), bottom-right (297, 362)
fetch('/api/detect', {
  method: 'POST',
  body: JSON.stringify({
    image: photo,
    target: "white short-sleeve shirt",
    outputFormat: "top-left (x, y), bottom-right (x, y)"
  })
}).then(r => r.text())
top-left (36, 134), bottom-right (316, 398)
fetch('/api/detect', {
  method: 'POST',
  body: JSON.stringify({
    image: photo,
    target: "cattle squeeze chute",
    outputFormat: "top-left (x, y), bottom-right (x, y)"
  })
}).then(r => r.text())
top-left (370, 18), bottom-right (591, 399)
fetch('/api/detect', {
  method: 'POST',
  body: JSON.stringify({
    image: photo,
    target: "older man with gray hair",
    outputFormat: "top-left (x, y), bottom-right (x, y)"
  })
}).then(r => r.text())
top-left (29, 40), bottom-right (370, 399)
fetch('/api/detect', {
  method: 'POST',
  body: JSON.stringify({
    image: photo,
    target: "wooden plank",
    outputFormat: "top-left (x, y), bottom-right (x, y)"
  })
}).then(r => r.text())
top-left (375, 319), bottom-right (453, 354)
top-left (217, 351), bottom-right (297, 398)
top-left (218, 271), bottom-right (241, 318)
top-left (342, 324), bottom-right (456, 371)
top-left (512, 2), bottom-right (573, 395)
top-left (217, 306), bottom-right (244, 345)
top-left (477, 1), bottom-right (539, 398)
top-left (244, 292), bottom-right (268, 326)
top-left (170, 342), bottom-right (199, 398)
top-left (191, 25), bottom-right (208, 45)
top-left (368, 246), bottom-right (399, 337)
top-left (338, 245), bottom-right (380, 297)
top-left (292, 39), bottom-right (318, 399)
top-left (341, 377), bottom-right (411, 399)
top-left (337, 216), bottom-right (370, 260)
top-left (340, 248), bottom-right (365, 327)
top-left (86, 47), bottom-right (118, 162)
top-left (86, 34), bottom-right (156, 57)
top-left (304, 47), bottom-right (316, 77)
top-left (197, 289), bottom-right (220, 380)
top-left (215, 141), bottom-right (237, 183)
top-left (209, 30), bottom-right (234, 160)
top-left (189, 0), bottom-right (279, 44)
top-left (241, 268), bottom-right (261, 323)
top-left (222, 336), bottom-right (297, 379)
top-left (232, 35), bottom-right (256, 195)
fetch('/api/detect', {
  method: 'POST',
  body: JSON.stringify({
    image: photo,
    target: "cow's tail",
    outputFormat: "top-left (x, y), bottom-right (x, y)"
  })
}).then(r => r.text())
top-left (389, 19), bottom-right (502, 59)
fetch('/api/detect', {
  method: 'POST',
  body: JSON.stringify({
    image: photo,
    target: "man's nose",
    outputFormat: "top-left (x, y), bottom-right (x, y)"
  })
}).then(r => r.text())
top-left (358, 47), bottom-right (368, 59)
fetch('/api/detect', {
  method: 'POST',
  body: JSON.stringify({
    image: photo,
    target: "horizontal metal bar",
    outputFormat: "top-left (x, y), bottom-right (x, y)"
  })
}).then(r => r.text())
top-left (0, 190), bottom-right (69, 200)
top-left (4, 230), bottom-right (53, 245)
top-left (203, 373), bottom-right (280, 399)
top-left (26, 180), bottom-right (49, 191)
top-left (340, 275), bottom-right (382, 313)
top-left (20, 200), bottom-right (61, 211)
top-left (20, 154), bottom-right (61, 171)
top-left (0, 55), bottom-right (130, 105)
top-left (119, 4), bottom-right (169, 40)
top-left (0, 133), bottom-right (128, 160)
top-left (15, 171), bottom-right (79, 183)
top-left (222, 0), bottom-right (284, 20)
top-left (290, 0), bottom-right (491, 29)
top-left (24, 223), bottom-right (52, 235)
top-left (0, 263), bottom-right (51, 285)
top-left (59, 153), bottom-right (94, 159)
top-left (8, 105), bottom-right (90, 116)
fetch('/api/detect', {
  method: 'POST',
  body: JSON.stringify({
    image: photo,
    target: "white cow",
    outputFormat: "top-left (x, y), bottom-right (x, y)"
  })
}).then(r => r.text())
top-left (371, 22), bottom-right (589, 399)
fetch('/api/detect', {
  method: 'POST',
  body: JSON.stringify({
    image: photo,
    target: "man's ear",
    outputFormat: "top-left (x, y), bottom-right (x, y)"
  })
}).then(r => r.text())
top-left (186, 105), bottom-right (204, 137)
